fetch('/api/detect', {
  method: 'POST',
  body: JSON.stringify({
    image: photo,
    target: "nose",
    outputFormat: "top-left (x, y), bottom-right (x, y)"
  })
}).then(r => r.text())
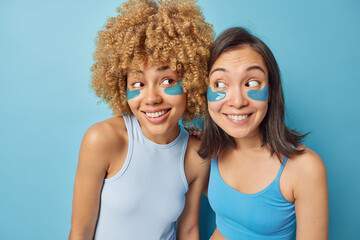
top-left (144, 87), bottom-right (162, 105)
top-left (227, 88), bottom-right (248, 109)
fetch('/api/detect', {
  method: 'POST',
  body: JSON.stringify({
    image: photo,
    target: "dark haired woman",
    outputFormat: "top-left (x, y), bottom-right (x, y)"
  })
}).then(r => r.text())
top-left (199, 27), bottom-right (328, 239)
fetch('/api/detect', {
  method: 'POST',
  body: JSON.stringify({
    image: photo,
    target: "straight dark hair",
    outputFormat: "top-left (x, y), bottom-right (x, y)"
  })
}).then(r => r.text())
top-left (198, 27), bottom-right (307, 161)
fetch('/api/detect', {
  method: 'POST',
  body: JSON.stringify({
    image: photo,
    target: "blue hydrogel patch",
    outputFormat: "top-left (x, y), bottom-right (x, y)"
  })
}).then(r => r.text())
top-left (207, 86), bottom-right (226, 102)
top-left (164, 80), bottom-right (184, 95)
top-left (126, 87), bottom-right (140, 100)
top-left (247, 85), bottom-right (269, 101)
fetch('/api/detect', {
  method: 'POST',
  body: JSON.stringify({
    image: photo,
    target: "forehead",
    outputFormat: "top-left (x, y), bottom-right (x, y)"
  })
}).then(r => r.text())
top-left (211, 47), bottom-right (267, 75)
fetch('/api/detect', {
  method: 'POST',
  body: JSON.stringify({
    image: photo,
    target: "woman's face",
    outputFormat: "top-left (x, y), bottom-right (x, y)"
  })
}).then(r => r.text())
top-left (207, 46), bottom-right (269, 140)
top-left (127, 62), bottom-right (186, 144)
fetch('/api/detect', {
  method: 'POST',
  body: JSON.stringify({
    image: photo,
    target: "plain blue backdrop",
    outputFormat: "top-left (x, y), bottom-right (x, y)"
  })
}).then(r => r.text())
top-left (1, 0), bottom-right (359, 239)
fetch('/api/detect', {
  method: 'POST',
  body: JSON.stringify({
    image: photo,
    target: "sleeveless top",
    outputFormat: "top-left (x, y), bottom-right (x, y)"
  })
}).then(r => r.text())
top-left (208, 157), bottom-right (296, 240)
top-left (94, 115), bottom-right (189, 240)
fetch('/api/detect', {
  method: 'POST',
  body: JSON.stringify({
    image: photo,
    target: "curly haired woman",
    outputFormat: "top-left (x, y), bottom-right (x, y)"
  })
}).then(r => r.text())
top-left (68, 1), bottom-right (214, 239)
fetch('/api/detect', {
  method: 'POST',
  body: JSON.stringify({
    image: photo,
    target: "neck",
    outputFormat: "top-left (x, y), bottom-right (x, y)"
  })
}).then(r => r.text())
top-left (234, 129), bottom-right (263, 151)
top-left (143, 124), bottom-right (180, 145)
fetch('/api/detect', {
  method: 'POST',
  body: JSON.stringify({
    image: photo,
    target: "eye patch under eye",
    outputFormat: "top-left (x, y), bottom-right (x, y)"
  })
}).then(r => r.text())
top-left (247, 85), bottom-right (269, 101)
top-left (207, 86), bottom-right (226, 102)
top-left (164, 80), bottom-right (184, 95)
top-left (126, 87), bottom-right (140, 100)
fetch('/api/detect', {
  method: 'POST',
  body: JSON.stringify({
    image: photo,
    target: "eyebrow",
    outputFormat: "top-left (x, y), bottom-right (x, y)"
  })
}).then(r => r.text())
top-left (209, 65), bottom-right (266, 77)
top-left (209, 67), bottom-right (226, 77)
top-left (137, 66), bottom-right (170, 74)
top-left (246, 65), bottom-right (266, 74)
top-left (156, 66), bottom-right (170, 71)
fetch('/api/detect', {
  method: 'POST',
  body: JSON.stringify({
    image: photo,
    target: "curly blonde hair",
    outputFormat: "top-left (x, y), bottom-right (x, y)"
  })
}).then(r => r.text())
top-left (91, 0), bottom-right (214, 122)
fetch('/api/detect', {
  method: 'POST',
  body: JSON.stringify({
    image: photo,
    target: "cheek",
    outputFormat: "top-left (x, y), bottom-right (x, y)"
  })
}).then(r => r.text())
top-left (208, 101), bottom-right (223, 122)
top-left (253, 101), bottom-right (269, 117)
top-left (167, 94), bottom-right (187, 109)
top-left (208, 101), bottom-right (221, 112)
top-left (127, 97), bottom-right (141, 112)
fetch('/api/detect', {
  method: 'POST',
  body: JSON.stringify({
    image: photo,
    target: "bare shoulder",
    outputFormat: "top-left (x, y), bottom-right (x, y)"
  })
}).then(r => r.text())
top-left (186, 136), bottom-right (201, 153)
top-left (284, 147), bottom-right (328, 239)
top-left (287, 146), bottom-right (326, 177)
top-left (184, 136), bottom-right (210, 183)
top-left (83, 116), bottom-right (126, 146)
top-left (80, 116), bottom-right (128, 166)
top-left (285, 146), bottom-right (327, 199)
top-left (70, 117), bottom-right (128, 237)
top-left (185, 136), bottom-right (208, 166)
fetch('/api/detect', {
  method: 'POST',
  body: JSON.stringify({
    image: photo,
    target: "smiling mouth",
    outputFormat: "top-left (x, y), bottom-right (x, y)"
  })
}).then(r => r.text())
top-left (226, 114), bottom-right (250, 121)
top-left (144, 109), bottom-right (170, 118)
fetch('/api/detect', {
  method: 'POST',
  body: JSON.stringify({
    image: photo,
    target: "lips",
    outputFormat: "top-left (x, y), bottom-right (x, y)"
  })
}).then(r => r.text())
top-left (145, 110), bottom-right (168, 118)
top-left (227, 114), bottom-right (249, 121)
top-left (224, 113), bottom-right (253, 123)
top-left (142, 108), bottom-right (171, 123)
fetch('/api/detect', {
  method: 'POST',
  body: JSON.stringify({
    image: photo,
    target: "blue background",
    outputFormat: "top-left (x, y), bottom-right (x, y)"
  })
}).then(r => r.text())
top-left (1, 0), bottom-right (359, 239)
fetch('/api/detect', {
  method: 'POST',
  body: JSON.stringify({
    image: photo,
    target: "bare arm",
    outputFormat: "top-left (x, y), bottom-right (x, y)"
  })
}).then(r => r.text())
top-left (293, 149), bottom-right (329, 240)
top-left (177, 137), bottom-right (210, 240)
top-left (69, 124), bottom-right (115, 240)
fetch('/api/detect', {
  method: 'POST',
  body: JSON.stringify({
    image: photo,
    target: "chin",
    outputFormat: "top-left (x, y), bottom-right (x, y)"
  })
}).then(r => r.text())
top-left (224, 128), bottom-right (252, 139)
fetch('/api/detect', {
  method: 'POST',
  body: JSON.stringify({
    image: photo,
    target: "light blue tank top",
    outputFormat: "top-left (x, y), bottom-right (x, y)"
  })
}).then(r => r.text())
top-left (94, 115), bottom-right (189, 240)
top-left (208, 157), bottom-right (296, 240)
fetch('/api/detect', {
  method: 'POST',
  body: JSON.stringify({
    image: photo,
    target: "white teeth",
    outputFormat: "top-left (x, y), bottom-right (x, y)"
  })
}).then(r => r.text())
top-left (146, 110), bottom-right (166, 118)
top-left (227, 114), bottom-right (248, 121)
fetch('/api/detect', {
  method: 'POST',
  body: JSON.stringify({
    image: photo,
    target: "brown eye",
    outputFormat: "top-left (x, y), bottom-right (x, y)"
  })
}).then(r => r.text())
top-left (163, 78), bottom-right (175, 85)
top-left (133, 82), bottom-right (143, 88)
top-left (245, 80), bottom-right (259, 87)
top-left (215, 82), bottom-right (226, 88)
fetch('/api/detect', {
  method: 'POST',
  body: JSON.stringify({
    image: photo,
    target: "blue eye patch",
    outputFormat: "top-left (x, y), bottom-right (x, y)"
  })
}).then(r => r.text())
top-left (207, 86), bottom-right (226, 102)
top-left (247, 85), bottom-right (269, 101)
top-left (126, 87), bottom-right (140, 100)
top-left (164, 80), bottom-right (184, 95)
